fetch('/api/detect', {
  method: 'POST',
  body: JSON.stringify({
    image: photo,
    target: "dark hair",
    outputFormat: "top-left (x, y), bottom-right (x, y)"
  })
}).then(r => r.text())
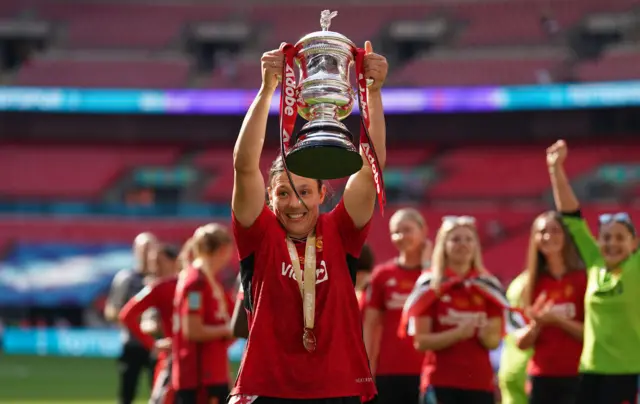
top-left (357, 244), bottom-right (375, 273)
top-left (159, 244), bottom-right (179, 261)
top-left (521, 211), bottom-right (584, 308)
top-left (268, 155), bottom-right (323, 190)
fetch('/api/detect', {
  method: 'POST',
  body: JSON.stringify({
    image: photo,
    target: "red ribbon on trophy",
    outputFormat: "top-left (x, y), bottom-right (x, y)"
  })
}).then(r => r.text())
top-left (278, 42), bottom-right (386, 216)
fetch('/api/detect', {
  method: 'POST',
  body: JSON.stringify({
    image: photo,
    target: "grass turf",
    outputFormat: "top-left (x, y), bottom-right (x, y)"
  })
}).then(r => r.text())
top-left (0, 354), bottom-right (240, 403)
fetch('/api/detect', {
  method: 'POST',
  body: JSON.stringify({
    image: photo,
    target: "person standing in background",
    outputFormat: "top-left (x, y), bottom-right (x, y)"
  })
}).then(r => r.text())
top-left (515, 211), bottom-right (586, 404)
top-left (104, 232), bottom-right (158, 404)
top-left (119, 243), bottom-right (180, 404)
top-left (363, 208), bottom-right (431, 404)
top-left (498, 271), bottom-right (532, 404)
top-left (547, 140), bottom-right (640, 404)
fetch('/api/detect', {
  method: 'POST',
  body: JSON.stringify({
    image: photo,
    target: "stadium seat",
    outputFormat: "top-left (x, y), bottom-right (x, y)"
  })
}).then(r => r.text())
top-left (16, 58), bottom-right (191, 89)
top-left (0, 145), bottom-right (181, 199)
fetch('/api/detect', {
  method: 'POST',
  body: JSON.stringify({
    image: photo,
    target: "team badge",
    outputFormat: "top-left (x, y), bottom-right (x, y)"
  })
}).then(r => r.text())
top-left (316, 237), bottom-right (323, 251)
top-left (564, 284), bottom-right (574, 298)
top-left (471, 294), bottom-right (484, 307)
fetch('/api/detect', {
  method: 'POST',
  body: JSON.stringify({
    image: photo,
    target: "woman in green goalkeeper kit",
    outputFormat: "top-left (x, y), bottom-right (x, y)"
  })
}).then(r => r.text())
top-left (498, 272), bottom-right (532, 404)
top-left (547, 140), bottom-right (640, 404)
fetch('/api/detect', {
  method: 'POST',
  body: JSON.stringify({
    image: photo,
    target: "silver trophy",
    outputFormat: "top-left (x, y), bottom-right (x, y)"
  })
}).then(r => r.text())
top-left (284, 10), bottom-right (363, 180)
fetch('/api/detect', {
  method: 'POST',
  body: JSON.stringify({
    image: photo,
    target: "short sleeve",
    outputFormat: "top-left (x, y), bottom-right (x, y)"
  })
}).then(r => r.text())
top-left (562, 215), bottom-right (601, 267)
top-left (328, 199), bottom-right (371, 257)
top-left (365, 268), bottom-right (386, 311)
top-left (232, 204), bottom-right (275, 259)
top-left (180, 280), bottom-right (205, 317)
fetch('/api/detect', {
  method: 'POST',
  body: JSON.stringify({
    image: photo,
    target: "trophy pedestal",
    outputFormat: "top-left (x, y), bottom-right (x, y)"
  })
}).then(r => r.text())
top-left (285, 120), bottom-right (362, 180)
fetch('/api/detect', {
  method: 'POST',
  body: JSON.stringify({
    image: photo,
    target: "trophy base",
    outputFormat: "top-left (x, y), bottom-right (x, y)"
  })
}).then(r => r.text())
top-left (285, 125), bottom-right (363, 180)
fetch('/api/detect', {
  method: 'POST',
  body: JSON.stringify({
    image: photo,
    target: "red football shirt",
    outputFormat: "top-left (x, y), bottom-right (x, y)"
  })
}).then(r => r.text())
top-left (119, 276), bottom-right (177, 352)
top-left (421, 269), bottom-right (503, 392)
top-left (231, 200), bottom-right (376, 399)
top-left (365, 260), bottom-right (424, 376)
top-left (171, 267), bottom-right (233, 390)
top-left (528, 270), bottom-right (587, 377)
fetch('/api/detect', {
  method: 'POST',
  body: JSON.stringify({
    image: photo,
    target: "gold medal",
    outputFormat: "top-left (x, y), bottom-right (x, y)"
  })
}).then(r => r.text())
top-left (303, 328), bottom-right (317, 353)
top-left (286, 232), bottom-right (317, 353)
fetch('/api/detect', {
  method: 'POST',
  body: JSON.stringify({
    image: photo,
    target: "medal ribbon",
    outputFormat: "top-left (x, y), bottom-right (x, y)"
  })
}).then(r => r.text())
top-left (355, 48), bottom-right (386, 216)
top-left (286, 233), bottom-right (317, 334)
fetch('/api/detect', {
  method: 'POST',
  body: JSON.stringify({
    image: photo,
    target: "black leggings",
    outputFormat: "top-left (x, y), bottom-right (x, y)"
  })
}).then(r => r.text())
top-left (421, 386), bottom-right (494, 404)
top-left (176, 384), bottom-right (229, 404)
top-left (575, 373), bottom-right (639, 404)
top-left (529, 375), bottom-right (580, 404)
top-left (376, 375), bottom-right (420, 404)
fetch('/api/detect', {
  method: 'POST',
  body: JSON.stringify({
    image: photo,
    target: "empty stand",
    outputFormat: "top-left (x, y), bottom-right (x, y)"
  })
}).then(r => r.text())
top-left (577, 46), bottom-right (640, 82)
top-left (35, 3), bottom-right (234, 49)
top-left (426, 145), bottom-right (620, 199)
top-left (0, 146), bottom-right (181, 199)
top-left (388, 53), bottom-right (563, 87)
top-left (16, 57), bottom-right (191, 89)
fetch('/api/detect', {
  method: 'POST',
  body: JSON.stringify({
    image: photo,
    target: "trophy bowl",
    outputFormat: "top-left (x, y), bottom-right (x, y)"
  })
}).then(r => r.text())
top-left (284, 11), bottom-right (363, 180)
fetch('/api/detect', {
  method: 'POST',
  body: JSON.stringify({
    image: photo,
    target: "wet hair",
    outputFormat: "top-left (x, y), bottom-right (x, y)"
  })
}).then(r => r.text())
top-left (180, 223), bottom-right (232, 269)
top-left (357, 244), bottom-right (375, 273)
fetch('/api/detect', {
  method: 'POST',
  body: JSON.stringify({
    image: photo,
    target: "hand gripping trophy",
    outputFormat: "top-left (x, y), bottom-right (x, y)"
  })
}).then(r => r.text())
top-left (277, 9), bottom-right (385, 192)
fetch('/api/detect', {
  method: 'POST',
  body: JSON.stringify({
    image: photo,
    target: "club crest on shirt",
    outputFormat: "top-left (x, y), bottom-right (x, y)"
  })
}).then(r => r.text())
top-left (188, 291), bottom-right (202, 310)
top-left (564, 284), bottom-right (574, 298)
top-left (471, 293), bottom-right (484, 307)
top-left (400, 279), bottom-right (415, 290)
top-left (315, 237), bottom-right (323, 251)
top-left (280, 260), bottom-right (329, 285)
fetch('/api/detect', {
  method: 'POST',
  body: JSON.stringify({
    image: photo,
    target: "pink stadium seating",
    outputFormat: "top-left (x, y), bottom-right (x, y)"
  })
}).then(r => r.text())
top-left (35, 3), bottom-right (233, 49)
top-left (16, 58), bottom-right (190, 89)
top-left (388, 57), bottom-right (563, 87)
top-left (577, 50), bottom-right (640, 82)
top-left (426, 145), bottom-right (622, 199)
top-left (0, 145), bottom-right (181, 199)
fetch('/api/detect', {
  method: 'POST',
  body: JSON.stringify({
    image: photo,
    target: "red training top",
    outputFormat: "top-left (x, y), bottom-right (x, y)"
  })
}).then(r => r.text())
top-left (365, 260), bottom-right (425, 376)
top-left (529, 270), bottom-right (587, 377)
top-left (231, 201), bottom-right (376, 399)
top-left (171, 267), bottom-right (233, 390)
top-left (421, 268), bottom-right (503, 392)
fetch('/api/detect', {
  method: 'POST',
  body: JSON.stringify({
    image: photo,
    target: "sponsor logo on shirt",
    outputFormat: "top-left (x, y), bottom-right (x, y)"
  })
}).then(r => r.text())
top-left (386, 291), bottom-right (411, 310)
top-left (439, 308), bottom-right (487, 328)
top-left (280, 260), bottom-right (329, 284)
top-left (549, 302), bottom-right (576, 319)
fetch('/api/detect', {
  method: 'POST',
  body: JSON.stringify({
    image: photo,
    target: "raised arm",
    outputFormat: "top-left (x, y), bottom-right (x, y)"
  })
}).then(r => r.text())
top-left (232, 49), bottom-right (283, 227)
top-left (547, 140), bottom-right (579, 212)
top-left (343, 41), bottom-right (388, 229)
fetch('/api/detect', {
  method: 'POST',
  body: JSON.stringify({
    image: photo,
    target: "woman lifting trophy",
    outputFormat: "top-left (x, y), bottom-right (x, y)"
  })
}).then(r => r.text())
top-left (229, 9), bottom-right (388, 404)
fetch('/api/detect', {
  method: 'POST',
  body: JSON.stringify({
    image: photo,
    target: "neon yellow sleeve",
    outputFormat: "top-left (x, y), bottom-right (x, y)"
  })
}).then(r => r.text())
top-left (562, 215), bottom-right (601, 268)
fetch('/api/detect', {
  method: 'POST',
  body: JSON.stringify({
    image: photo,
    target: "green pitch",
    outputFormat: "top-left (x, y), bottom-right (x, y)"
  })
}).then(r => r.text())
top-left (0, 354), bottom-right (240, 404)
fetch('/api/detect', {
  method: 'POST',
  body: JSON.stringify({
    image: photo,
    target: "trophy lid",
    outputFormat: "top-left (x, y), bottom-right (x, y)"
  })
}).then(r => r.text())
top-left (295, 10), bottom-right (356, 53)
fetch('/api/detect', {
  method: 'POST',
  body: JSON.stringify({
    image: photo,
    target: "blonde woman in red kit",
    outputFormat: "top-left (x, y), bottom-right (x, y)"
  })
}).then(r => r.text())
top-left (363, 208), bottom-right (431, 404)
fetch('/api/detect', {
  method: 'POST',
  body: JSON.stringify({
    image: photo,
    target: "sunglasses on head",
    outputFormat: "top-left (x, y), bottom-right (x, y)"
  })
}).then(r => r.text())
top-left (598, 212), bottom-right (636, 236)
top-left (442, 215), bottom-right (476, 226)
top-left (598, 212), bottom-right (632, 225)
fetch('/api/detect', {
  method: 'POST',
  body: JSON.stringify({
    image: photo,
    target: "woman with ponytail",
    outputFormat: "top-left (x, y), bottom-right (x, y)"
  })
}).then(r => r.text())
top-left (172, 224), bottom-right (235, 404)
